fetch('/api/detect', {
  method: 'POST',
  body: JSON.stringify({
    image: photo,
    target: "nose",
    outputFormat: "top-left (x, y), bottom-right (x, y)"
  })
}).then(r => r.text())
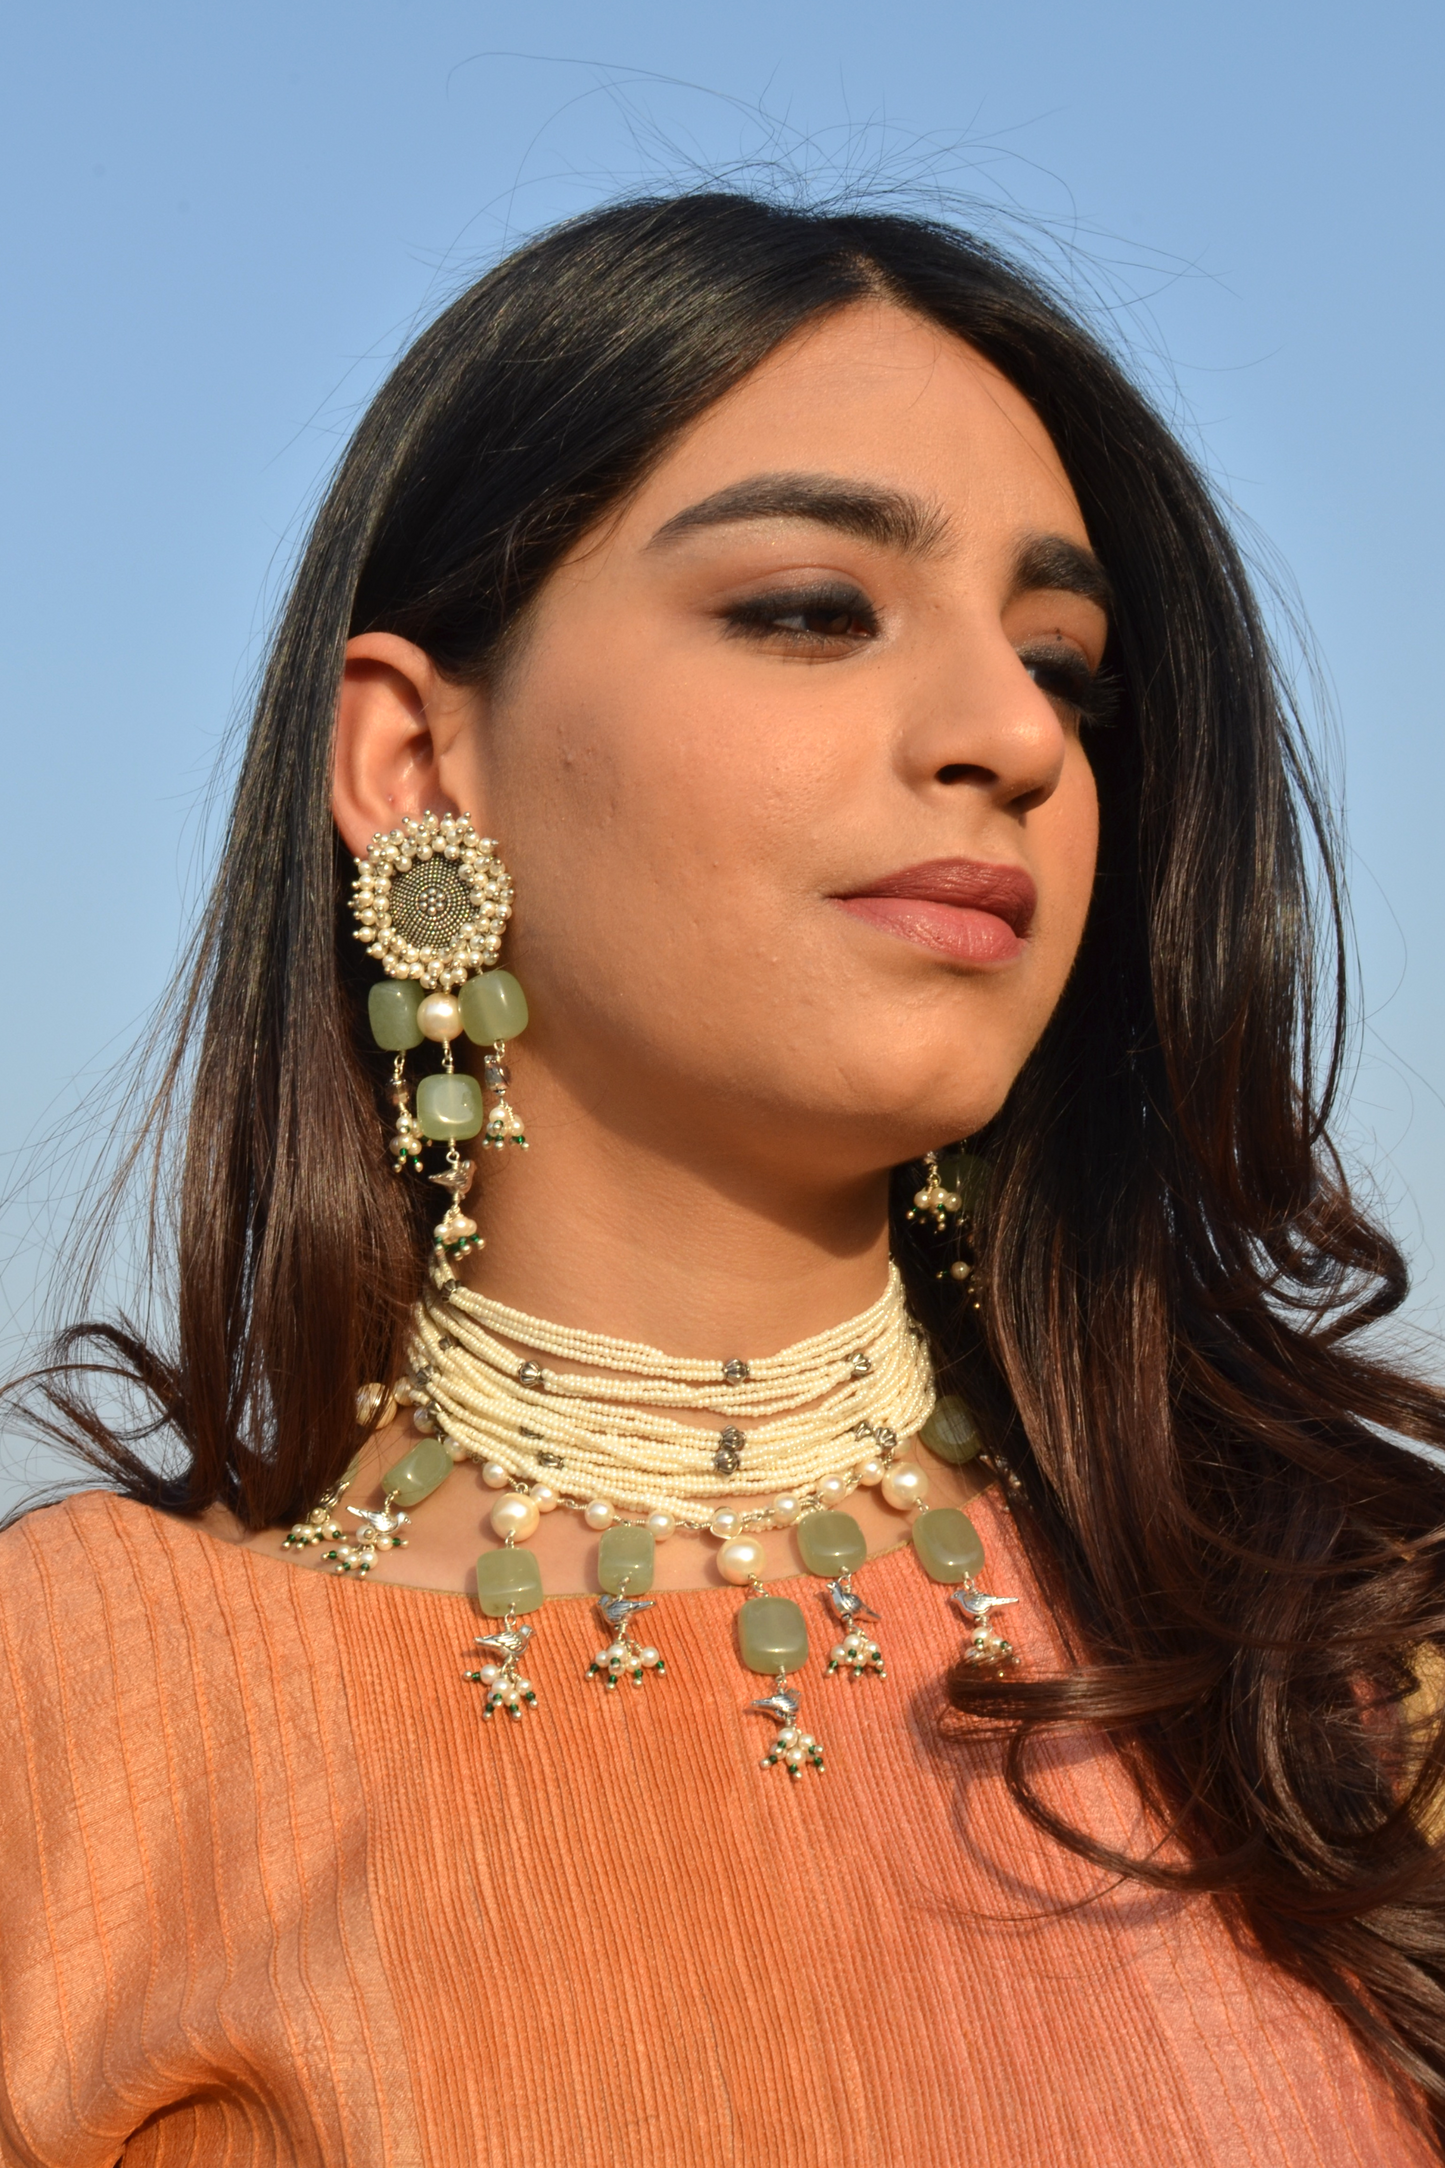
top-left (897, 616), bottom-right (1070, 816)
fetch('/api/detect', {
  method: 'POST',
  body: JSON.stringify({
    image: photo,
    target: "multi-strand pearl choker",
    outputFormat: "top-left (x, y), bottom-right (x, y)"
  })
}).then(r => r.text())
top-left (284, 1267), bottom-right (1019, 1778)
top-left (408, 1262), bottom-right (935, 1535)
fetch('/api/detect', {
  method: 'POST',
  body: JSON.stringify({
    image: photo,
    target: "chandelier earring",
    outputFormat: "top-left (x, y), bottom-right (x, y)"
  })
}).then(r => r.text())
top-left (351, 812), bottom-right (532, 1263)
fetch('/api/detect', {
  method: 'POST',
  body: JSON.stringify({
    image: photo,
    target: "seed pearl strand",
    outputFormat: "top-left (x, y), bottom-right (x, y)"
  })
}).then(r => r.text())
top-left (408, 1265), bottom-right (935, 1528)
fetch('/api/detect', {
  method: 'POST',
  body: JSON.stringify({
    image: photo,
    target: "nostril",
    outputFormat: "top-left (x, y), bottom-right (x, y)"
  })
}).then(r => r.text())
top-left (936, 763), bottom-right (993, 786)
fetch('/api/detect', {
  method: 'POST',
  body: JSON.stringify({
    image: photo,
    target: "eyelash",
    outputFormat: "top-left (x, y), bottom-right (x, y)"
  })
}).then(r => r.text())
top-left (719, 590), bottom-right (1116, 724)
top-left (721, 583), bottom-right (879, 648)
top-left (1021, 643), bottom-right (1118, 729)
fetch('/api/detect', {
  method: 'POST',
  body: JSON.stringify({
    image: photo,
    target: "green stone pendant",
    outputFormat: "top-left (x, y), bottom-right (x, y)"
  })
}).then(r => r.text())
top-left (416, 1071), bottom-right (484, 1140)
top-left (367, 979), bottom-right (424, 1050)
top-left (474, 1544), bottom-right (544, 1617)
top-left (736, 1593), bottom-right (809, 1675)
top-left (597, 1523), bottom-right (655, 1596)
top-left (795, 1510), bottom-right (867, 1578)
top-left (911, 1506), bottom-right (985, 1584)
top-left (382, 1436), bottom-right (454, 1508)
top-left (920, 1395), bottom-right (983, 1466)
top-left (459, 969), bottom-right (529, 1043)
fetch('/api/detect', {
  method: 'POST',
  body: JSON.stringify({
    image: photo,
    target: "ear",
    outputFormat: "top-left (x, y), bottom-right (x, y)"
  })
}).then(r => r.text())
top-left (331, 633), bottom-right (488, 857)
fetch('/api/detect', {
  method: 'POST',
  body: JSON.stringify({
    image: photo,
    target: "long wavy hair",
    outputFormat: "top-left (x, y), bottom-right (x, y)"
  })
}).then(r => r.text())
top-left (10, 192), bottom-right (1445, 2135)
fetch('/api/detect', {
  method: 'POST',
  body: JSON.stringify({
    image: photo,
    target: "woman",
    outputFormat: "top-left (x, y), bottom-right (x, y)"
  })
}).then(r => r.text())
top-left (3, 190), bottom-right (1444, 2165)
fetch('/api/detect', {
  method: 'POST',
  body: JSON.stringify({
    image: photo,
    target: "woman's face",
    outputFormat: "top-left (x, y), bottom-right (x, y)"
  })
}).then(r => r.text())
top-left (348, 302), bottom-right (1107, 1186)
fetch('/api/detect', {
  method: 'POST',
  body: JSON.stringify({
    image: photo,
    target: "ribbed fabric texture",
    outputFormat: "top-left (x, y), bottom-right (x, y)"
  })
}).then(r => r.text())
top-left (0, 1489), bottom-right (1430, 2167)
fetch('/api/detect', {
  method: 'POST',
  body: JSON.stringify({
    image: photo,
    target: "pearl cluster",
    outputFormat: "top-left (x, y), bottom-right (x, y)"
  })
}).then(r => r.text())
top-left (350, 811), bottom-right (512, 991)
top-left (406, 1264), bottom-right (936, 1532)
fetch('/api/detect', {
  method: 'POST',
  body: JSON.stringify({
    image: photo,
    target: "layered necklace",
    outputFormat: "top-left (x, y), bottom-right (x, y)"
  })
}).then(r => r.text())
top-left (285, 1263), bottom-right (1018, 1780)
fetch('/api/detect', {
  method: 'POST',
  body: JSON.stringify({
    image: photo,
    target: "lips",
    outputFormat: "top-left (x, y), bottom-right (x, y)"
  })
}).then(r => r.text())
top-left (833, 858), bottom-right (1037, 966)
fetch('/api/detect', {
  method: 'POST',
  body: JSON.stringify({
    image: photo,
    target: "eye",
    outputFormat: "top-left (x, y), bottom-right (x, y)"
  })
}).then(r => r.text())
top-left (1019, 641), bottom-right (1116, 727)
top-left (721, 582), bottom-right (879, 651)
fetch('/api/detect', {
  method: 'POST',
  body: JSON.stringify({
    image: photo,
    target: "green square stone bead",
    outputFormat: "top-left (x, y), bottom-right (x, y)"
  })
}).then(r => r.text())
top-left (459, 969), bottom-right (529, 1044)
top-left (920, 1395), bottom-right (982, 1465)
top-left (475, 1546), bottom-right (544, 1617)
top-left (795, 1509), bottom-right (867, 1578)
top-left (911, 1506), bottom-right (985, 1585)
top-left (735, 1595), bottom-right (808, 1675)
top-left (367, 979), bottom-right (424, 1051)
top-left (416, 1071), bottom-right (484, 1140)
top-left (383, 1437), bottom-right (454, 1508)
top-left (597, 1523), bottom-right (655, 1596)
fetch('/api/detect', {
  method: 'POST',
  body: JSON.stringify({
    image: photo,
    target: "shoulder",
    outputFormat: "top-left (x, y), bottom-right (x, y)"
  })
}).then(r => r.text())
top-left (0, 1490), bottom-right (269, 1721)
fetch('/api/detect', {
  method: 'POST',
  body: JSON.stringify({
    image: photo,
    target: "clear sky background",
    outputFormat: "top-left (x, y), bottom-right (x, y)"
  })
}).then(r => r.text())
top-left (3, 0), bottom-right (1442, 1502)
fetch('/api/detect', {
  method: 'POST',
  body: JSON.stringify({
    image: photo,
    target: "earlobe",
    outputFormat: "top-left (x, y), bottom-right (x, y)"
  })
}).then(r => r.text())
top-left (331, 633), bottom-right (468, 857)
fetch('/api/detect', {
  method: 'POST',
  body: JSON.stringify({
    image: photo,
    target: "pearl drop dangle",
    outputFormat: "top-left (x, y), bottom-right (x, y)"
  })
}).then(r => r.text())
top-left (588, 1526), bottom-right (668, 1692)
top-left (465, 1614), bottom-right (538, 1721)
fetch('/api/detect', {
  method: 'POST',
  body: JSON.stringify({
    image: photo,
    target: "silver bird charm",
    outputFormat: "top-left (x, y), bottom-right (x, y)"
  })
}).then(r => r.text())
top-left (588, 1592), bottom-right (666, 1691)
top-left (824, 1579), bottom-right (886, 1680)
top-left (751, 1684), bottom-right (825, 1778)
top-left (466, 1619), bottom-right (538, 1719)
top-left (952, 1588), bottom-right (1017, 1623)
top-left (826, 1579), bottom-right (879, 1626)
top-left (348, 1502), bottom-right (410, 1540)
top-left (477, 1623), bottom-right (534, 1664)
top-left (951, 1585), bottom-right (1019, 1665)
top-left (597, 1594), bottom-right (654, 1632)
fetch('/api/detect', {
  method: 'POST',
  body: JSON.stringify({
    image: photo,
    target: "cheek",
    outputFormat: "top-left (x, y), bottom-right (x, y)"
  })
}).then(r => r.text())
top-left (1039, 745), bottom-right (1100, 966)
top-left (488, 650), bottom-right (820, 1028)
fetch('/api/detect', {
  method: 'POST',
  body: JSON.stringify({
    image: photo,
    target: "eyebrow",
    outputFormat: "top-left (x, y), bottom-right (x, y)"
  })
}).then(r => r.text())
top-left (647, 470), bottom-right (1112, 616)
top-left (1010, 533), bottom-right (1112, 614)
top-left (647, 471), bottom-right (950, 556)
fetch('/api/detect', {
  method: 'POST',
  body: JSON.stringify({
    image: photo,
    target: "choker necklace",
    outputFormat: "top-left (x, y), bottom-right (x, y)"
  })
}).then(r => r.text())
top-left (286, 1273), bottom-right (1019, 1776)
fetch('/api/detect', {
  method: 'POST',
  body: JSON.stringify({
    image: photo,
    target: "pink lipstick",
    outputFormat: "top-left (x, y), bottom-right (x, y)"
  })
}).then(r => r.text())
top-left (833, 857), bottom-right (1037, 966)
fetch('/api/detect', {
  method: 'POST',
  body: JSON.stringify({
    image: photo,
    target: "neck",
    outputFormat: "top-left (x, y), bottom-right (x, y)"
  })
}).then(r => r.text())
top-left (456, 1057), bottom-right (894, 1356)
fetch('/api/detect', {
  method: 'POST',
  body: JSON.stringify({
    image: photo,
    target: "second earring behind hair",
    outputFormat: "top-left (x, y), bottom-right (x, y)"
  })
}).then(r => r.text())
top-left (352, 812), bottom-right (531, 1262)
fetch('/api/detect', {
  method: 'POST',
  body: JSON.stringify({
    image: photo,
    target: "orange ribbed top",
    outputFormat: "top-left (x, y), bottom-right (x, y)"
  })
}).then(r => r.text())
top-left (0, 1488), bottom-right (1429, 2166)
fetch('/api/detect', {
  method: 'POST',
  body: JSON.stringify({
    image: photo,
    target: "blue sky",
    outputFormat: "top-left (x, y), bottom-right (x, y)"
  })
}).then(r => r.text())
top-left (2, 0), bottom-right (1442, 1493)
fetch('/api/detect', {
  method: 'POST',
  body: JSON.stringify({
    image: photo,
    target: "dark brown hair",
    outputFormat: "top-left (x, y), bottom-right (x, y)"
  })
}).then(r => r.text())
top-left (12, 192), bottom-right (1445, 2135)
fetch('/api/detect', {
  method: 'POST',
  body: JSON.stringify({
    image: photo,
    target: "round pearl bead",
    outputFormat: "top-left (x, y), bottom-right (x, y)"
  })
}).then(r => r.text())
top-left (477, 1663), bottom-right (499, 1683)
top-left (645, 1510), bottom-right (676, 1542)
top-left (818, 1474), bottom-right (848, 1505)
top-left (583, 1499), bottom-right (614, 1531)
top-left (881, 1461), bottom-right (930, 1510)
top-left (481, 1461), bottom-right (509, 1489)
top-left (776, 1726), bottom-right (798, 1748)
top-left (830, 1644), bottom-right (847, 1664)
top-left (717, 1535), bottom-right (766, 1585)
top-left (411, 1408), bottom-right (436, 1433)
top-left (490, 1493), bottom-right (540, 1541)
top-left (639, 1647), bottom-right (660, 1668)
top-left (514, 1678), bottom-right (531, 1697)
top-left (531, 1484), bottom-right (559, 1513)
top-left (855, 1456), bottom-right (884, 1487)
top-left (606, 1641), bottom-right (628, 1663)
top-left (708, 1508), bottom-right (740, 1541)
top-left (417, 992), bottom-right (463, 1042)
top-left (771, 1493), bottom-right (801, 1525)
